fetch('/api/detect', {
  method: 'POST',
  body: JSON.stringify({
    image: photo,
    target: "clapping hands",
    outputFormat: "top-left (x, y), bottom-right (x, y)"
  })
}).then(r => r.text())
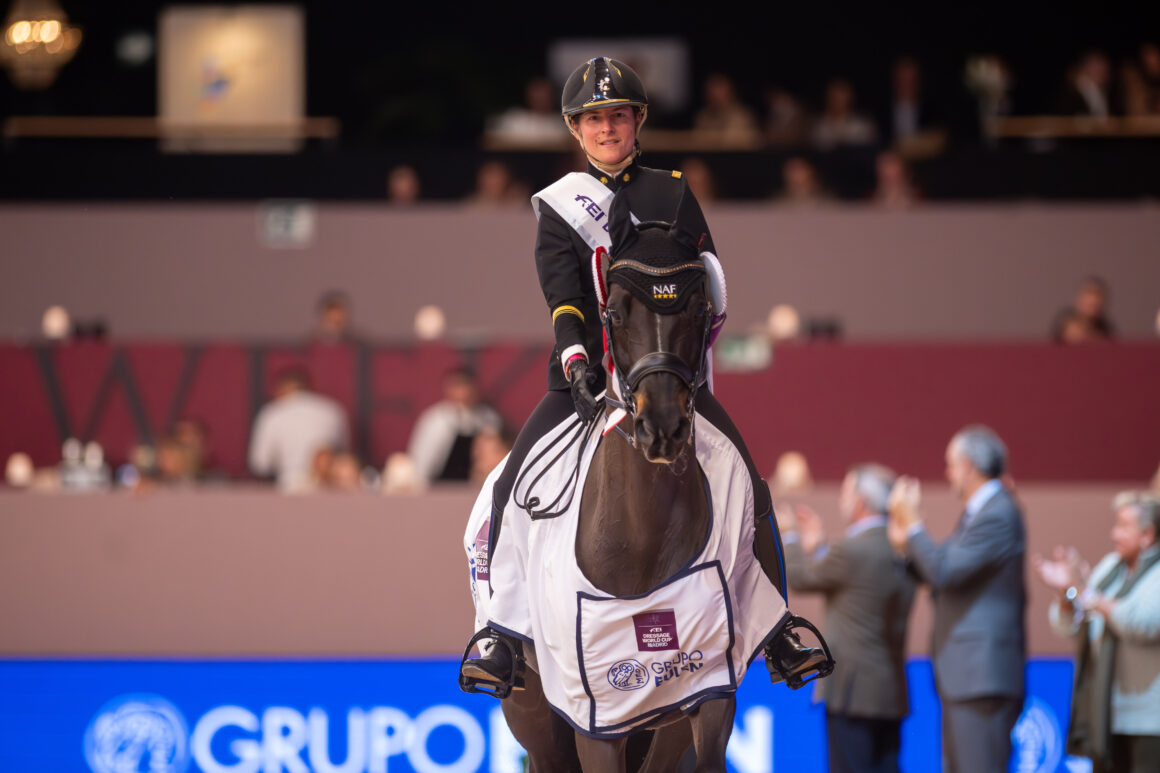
top-left (1031, 545), bottom-right (1089, 598)
top-left (775, 502), bottom-right (826, 555)
top-left (887, 476), bottom-right (922, 554)
top-left (796, 504), bottom-right (825, 555)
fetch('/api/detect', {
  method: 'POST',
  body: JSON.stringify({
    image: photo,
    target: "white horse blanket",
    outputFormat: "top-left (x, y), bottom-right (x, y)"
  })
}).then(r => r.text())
top-left (464, 410), bottom-right (788, 738)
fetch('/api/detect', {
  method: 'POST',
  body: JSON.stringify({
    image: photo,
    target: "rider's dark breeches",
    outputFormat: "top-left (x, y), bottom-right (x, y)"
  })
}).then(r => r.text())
top-left (487, 387), bottom-right (789, 600)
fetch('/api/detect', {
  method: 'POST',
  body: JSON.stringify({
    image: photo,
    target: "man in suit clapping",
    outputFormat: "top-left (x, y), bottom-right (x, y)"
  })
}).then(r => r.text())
top-left (780, 463), bottom-right (918, 773)
top-left (888, 425), bottom-right (1027, 773)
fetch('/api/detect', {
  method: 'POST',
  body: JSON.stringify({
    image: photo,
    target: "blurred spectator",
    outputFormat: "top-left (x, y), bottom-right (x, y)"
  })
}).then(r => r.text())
top-left (5, 452), bottom-right (34, 488)
top-left (1054, 310), bottom-right (1104, 344)
top-left (42, 305), bottom-right (71, 341)
top-left (144, 433), bottom-right (198, 488)
top-left (311, 447), bottom-right (335, 489)
top-left (485, 76), bottom-right (569, 146)
top-left (881, 56), bottom-right (946, 157)
top-left (693, 73), bottom-right (761, 145)
top-left (885, 57), bottom-right (923, 145)
top-left (780, 464), bottom-right (917, 773)
top-left (387, 165), bottom-right (421, 205)
top-left (1033, 492), bottom-right (1160, 773)
top-left (382, 452), bottom-right (422, 494)
top-left (59, 438), bottom-right (111, 491)
top-left (765, 86), bottom-right (810, 146)
top-left (325, 452), bottom-right (364, 491)
top-left (136, 418), bottom-right (214, 488)
top-left (249, 367), bottom-right (349, 492)
top-left (870, 151), bottom-right (921, 209)
top-left (470, 426), bottom-right (512, 486)
top-left (1140, 43), bottom-right (1160, 113)
top-left (775, 156), bottom-right (832, 207)
top-left (313, 290), bottom-right (356, 343)
top-left (1052, 276), bottom-right (1116, 342)
top-left (406, 368), bottom-right (503, 484)
top-left (771, 451), bottom-right (813, 495)
top-left (680, 156), bottom-right (718, 203)
top-left (1058, 50), bottom-right (1113, 118)
top-left (963, 54), bottom-right (1014, 143)
top-left (811, 79), bottom-right (879, 150)
top-left (888, 425), bottom-right (1026, 773)
top-left (1120, 61), bottom-right (1152, 116)
top-left (1122, 43), bottom-right (1160, 116)
top-left (465, 160), bottom-right (528, 207)
top-left (171, 419), bottom-right (210, 474)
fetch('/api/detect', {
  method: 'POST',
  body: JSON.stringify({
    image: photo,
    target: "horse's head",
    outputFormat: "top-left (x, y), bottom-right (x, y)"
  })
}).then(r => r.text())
top-left (600, 191), bottom-right (712, 464)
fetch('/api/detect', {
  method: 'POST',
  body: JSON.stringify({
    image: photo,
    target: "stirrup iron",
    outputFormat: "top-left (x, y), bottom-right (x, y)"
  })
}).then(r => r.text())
top-left (458, 628), bottom-right (526, 699)
top-left (768, 614), bottom-right (835, 691)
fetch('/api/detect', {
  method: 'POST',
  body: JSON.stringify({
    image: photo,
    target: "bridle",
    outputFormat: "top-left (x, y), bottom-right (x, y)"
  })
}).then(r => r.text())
top-left (599, 258), bottom-right (713, 450)
top-left (511, 248), bottom-right (712, 519)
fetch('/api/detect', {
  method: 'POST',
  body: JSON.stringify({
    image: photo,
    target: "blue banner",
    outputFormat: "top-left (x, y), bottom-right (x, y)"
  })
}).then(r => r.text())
top-left (0, 657), bottom-right (1087, 773)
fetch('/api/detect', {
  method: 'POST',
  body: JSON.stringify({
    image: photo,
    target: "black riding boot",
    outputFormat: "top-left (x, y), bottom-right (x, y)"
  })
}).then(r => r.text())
top-left (459, 627), bottom-right (525, 699)
top-left (459, 498), bottom-right (527, 699)
top-left (755, 505), bottom-right (834, 689)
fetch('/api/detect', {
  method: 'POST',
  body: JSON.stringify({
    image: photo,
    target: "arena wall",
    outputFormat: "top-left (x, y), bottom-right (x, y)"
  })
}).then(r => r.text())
top-left (1, 203), bottom-right (1158, 340)
top-left (0, 484), bottom-right (1134, 660)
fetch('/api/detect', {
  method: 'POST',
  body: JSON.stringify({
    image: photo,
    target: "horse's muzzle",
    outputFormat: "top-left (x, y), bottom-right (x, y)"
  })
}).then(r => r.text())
top-left (633, 381), bottom-right (692, 463)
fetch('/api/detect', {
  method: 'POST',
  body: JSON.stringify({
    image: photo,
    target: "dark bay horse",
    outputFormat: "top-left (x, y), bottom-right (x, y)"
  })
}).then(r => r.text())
top-left (493, 194), bottom-right (741, 772)
top-left (571, 250), bottom-right (728, 772)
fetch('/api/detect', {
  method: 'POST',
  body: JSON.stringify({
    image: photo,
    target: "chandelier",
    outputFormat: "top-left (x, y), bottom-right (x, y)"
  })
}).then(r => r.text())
top-left (1, 0), bottom-right (81, 89)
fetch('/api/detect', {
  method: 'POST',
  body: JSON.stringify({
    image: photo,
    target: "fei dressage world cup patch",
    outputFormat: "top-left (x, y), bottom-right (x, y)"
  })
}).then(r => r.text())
top-left (634, 609), bottom-right (680, 651)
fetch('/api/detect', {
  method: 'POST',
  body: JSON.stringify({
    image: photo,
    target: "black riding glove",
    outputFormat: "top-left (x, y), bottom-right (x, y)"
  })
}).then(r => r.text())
top-left (567, 359), bottom-right (601, 423)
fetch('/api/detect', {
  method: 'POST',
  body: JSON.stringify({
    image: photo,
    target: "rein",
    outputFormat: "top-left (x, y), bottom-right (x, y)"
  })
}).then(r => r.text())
top-left (513, 412), bottom-right (602, 520)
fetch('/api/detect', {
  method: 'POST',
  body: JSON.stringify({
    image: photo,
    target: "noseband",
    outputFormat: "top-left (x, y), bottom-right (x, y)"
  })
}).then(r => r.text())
top-left (600, 259), bottom-right (713, 449)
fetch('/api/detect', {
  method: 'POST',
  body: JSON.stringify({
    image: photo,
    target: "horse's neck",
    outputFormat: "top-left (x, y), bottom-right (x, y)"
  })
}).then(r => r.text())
top-left (577, 433), bottom-right (709, 597)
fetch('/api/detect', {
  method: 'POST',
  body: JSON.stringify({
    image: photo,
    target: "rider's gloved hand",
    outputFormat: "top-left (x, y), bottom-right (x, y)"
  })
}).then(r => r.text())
top-left (566, 356), bottom-right (601, 423)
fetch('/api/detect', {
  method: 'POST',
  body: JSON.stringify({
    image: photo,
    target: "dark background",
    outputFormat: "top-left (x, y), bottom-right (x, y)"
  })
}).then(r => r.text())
top-left (3, 1), bottom-right (1160, 200)
top-left (4, 1), bottom-right (1158, 141)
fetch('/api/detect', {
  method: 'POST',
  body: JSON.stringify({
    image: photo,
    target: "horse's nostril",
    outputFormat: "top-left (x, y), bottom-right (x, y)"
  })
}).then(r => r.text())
top-left (635, 414), bottom-right (691, 462)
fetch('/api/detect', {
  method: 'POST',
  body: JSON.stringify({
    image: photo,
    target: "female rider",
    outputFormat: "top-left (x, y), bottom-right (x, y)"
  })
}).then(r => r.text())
top-left (461, 57), bottom-right (829, 694)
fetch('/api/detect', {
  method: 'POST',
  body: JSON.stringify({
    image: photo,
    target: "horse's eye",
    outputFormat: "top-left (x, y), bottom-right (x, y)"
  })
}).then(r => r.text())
top-left (605, 308), bottom-right (621, 324)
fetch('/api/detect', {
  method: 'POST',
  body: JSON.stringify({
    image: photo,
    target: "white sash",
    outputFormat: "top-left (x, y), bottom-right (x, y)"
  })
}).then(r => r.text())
top-left (531, 172), bottom-right (637, 253)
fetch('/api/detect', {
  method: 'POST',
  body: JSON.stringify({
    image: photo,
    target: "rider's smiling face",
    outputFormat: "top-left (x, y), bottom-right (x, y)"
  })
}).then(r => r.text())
top-left (574, 105), bottom-right (638, 167)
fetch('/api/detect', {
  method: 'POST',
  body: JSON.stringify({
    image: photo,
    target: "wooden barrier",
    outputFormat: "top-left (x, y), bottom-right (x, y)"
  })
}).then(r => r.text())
top-left (0, 484), bottom-right (1139, 659)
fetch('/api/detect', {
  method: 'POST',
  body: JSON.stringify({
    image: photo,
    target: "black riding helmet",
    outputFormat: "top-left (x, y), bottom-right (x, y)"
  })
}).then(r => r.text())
top-left (561, 57), bottom-right (649, 127)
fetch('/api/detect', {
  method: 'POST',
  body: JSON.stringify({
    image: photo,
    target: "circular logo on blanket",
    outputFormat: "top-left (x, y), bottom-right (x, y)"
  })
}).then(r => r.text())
top-left (607, 659), bottom-right (649, 691)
